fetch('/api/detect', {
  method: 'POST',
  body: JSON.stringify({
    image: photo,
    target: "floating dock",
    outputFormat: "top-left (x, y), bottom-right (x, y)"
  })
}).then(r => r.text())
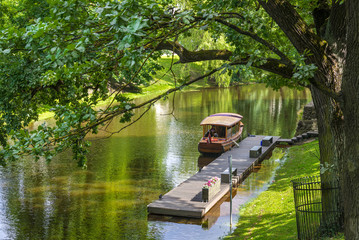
top-left (147, 135), bottom-right (280, 218)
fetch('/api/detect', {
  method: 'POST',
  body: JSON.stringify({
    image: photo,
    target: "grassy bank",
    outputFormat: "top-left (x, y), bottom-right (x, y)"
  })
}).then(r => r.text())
top-left (225, 140), bottom-right (344, 240)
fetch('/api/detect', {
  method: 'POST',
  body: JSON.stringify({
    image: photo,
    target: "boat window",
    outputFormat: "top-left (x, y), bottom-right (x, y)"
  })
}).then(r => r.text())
top-left (216, 126), bottom-right (225, 138)
top-left (232, 123), bottom-right (239, 135)
top-left (227, 127), bottom-right (232, 138)
top-left (203, 125), bottom-right (226, 138)
top-left (203, 125), bottom-right (210, 137)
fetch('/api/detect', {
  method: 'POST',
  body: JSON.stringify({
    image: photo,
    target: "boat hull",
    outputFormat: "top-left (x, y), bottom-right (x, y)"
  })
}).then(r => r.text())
top-left (198, 132), bottom-right (242, 154)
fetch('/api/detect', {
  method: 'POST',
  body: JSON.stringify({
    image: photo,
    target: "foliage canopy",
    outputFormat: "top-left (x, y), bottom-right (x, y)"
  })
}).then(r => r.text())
top-left (0, 0), bottom-right (316, 165)
top-left (0, 0), bottom-right (337, 167)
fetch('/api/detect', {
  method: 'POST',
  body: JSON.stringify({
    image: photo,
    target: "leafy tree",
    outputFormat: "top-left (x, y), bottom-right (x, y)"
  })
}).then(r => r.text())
top-left (0, 0), bottom-right (358, 238)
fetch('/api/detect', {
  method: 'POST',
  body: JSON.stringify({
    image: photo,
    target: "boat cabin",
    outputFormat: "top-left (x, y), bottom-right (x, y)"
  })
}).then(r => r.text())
top-left (198, 113), bottom-right (244, 154)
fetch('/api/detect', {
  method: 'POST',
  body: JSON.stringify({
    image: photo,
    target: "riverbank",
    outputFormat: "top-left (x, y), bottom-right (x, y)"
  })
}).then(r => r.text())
top-left (225, 140), bottom-right (344, 240)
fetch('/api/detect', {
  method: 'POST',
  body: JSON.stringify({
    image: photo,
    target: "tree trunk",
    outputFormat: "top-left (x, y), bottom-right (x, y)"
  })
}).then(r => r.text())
top-left (259, 0), bottom-right (347, 234)
top-left (311, 86), bottom-right (344, 233)
top-left (341, 1), bottom-right (359, 238)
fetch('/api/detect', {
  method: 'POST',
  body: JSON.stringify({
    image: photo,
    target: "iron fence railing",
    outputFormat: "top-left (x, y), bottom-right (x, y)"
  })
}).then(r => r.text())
top-left (292, 176), bottom-right (342, 239)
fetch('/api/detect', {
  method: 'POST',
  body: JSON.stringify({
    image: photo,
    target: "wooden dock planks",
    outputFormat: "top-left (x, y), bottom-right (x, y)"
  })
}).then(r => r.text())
top-left (147, 135), bottom-right (280, 218)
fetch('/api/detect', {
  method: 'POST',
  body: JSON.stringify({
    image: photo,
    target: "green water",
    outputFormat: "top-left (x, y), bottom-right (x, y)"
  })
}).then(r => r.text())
top-left (0, 84), bottom-right (310, 240)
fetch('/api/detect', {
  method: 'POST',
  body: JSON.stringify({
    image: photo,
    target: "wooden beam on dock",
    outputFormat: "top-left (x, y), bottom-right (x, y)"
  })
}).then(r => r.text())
top-left (147, 135), bottom-right (280, 218)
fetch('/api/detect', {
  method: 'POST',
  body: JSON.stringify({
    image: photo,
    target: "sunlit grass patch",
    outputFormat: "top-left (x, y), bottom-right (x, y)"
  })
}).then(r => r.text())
top-left (226, 140), bottom-right (324, 240)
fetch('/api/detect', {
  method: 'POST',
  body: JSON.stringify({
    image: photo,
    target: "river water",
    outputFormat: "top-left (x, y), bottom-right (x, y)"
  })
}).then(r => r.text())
top-left (0, 84), bottom-right (310, 240)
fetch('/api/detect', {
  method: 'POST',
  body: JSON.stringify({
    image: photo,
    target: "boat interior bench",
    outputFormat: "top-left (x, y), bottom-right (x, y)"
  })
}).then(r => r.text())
top-left (249, 146), bottom-right (262, 158)
top-left (221, 168), bottom-right (238, 183)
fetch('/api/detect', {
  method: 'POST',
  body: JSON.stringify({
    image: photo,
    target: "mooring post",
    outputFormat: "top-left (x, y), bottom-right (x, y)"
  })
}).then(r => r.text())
top-left (228, 155), bottom-right (233, 226)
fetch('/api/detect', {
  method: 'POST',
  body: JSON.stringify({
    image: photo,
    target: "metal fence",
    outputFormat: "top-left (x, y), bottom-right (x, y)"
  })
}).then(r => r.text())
top-left (292, 176), bottom-right (342, 240)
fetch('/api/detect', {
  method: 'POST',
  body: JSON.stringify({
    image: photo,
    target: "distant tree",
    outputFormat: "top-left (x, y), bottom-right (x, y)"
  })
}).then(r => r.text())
top-left (0, 0), bottom-right (357, 237)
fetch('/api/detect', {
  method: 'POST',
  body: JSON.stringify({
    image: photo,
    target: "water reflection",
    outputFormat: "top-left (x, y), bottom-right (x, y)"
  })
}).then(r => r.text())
top-left (0, 85), bottom-right (310, 239)
top-left (197, 155), bottom-right (219, 169)
top-left (147, 148), bottom-right (285, 240)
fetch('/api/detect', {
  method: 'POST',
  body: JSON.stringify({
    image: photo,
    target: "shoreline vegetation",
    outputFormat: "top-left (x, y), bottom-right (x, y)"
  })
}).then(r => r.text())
top-left (225, 140), bottom-right (344, 240)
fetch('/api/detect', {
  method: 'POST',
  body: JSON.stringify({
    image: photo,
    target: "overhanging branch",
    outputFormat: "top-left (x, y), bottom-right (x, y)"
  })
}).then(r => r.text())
top-left (214, 18), bottom-right (292, 64)
top-left (254, 58), bottom-right (294, 78)
top-left (154, 40), bottom-right (295, 78)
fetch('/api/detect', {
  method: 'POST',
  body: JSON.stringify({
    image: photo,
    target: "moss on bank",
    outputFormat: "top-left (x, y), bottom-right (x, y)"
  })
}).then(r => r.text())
top-left (225, 140), bottom-right (344, 240)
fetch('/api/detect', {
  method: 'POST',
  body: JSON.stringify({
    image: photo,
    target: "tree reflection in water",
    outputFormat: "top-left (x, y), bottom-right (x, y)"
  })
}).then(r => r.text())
top-left (0, 85), bottom-right (309, 239)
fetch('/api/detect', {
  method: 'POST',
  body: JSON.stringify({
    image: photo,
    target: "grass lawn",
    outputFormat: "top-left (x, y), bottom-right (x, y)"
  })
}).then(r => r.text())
top-left (225, 140), bottom-right (344, 240)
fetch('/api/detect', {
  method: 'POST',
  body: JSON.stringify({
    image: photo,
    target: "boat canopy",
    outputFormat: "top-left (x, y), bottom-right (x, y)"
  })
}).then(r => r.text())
top-left (200, 113), bottom-right (243, 127)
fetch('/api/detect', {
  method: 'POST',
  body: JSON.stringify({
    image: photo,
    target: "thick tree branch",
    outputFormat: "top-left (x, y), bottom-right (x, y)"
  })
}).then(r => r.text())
top-left (257, 0), bottom-right (324, 55)
top-left (254, 58), bottom-right (294, 78)
top-left (214, 18), bottom-right (292, 64)
top-left (257, 0), bottom-right (342, 102)
top-left (154, 40), bottom-right (342, 101)
top-left (154, 40), bottom-right (294, 78)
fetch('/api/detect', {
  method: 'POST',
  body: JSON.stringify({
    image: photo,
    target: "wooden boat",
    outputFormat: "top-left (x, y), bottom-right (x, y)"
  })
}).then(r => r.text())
top-left (198, 113), bottom-right (244, 154)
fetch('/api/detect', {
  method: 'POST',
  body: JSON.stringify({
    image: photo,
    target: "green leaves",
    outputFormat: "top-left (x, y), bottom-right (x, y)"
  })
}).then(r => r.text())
top-left (0, 0), bottom-right (319, 166)
top-left (75, 45), bottom-right (85, 53)
top-left (0, 0), bottom-right (157, 165)
top-left (293, 63), bottom-right (317, 81)
top-left (1, 49), bottom-right (10, 54)
top-left (292, 50), bottom-right (317, 86)
top-left (130, 17), bottom-right (148, 33)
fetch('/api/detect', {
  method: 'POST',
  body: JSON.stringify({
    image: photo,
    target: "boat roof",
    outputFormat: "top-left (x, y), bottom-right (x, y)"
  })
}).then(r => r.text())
top-left (200, 113), bottom-right (243, 127)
